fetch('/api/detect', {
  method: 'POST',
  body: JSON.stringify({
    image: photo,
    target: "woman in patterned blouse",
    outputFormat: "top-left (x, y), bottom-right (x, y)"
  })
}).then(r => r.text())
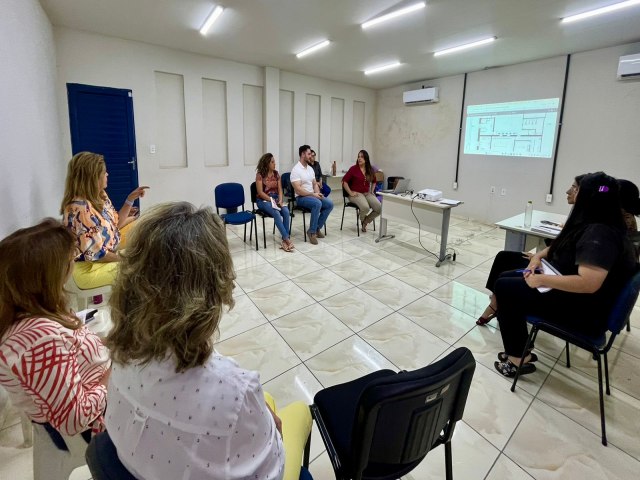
top-left (0, 219), bottom-right (110, 437)
top-left (60, 152), bottom-right (148, 289)
top-left (256, 153), bottom-right (293, 252)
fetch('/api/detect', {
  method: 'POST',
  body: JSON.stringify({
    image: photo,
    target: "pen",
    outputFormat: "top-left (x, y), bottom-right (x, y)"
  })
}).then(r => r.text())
top-left (516, 268), bottom-right (542, 273)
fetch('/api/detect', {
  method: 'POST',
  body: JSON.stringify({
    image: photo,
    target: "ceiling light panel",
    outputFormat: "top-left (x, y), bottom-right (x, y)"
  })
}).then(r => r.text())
top-left (561, 0), bottom-right (640, 23)
top-left (296, 40), bottom-right (331, 58)
top-left (434, 37), bottom-right (496, 56)
top-left (361, 2), bottom-right (426, 29)
top-left (364, 62), bottom-right (402, 75)
top-left (199, 5), bottom-right (224, 35)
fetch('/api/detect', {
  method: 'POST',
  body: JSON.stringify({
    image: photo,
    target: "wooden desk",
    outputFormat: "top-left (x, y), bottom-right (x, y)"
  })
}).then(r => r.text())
top-left (496, 210), bottom-right (567, 251)
top-left (377, 192), bottom-right (461, 266)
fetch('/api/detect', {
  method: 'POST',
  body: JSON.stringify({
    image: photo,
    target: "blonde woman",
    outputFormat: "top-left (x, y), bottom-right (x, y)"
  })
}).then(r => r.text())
top-left (0, 219), bottom-right (110, 438)
top-left (61, 152), bottom-right (148, 289)
top-left (104, 202), bottom-right (311, 480)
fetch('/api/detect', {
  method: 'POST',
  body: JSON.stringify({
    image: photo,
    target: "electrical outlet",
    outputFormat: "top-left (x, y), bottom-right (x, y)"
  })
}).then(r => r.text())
top-left (149, 144), bottom-right (156, 154)
top-left (500, 188), bottom-right (507, 196)
top-left (453, 182), bottom-right (458, 190)
top-left (546, 193), bottom-right (553, 203)
top-left (490, 186), bottom-right (496, 194)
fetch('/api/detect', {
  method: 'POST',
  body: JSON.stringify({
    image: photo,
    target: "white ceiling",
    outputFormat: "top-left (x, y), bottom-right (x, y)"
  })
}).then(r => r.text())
top-left (40, 0), bottom-right (640, 89)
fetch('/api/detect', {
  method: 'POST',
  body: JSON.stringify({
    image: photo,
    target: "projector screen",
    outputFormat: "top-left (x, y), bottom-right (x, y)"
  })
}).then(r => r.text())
top-left (463, 98), bottom-right (560, 158)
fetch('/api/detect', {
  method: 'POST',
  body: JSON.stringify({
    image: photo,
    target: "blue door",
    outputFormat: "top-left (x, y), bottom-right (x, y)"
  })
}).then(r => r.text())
top-left (67, 83), bottom-right (139, 210)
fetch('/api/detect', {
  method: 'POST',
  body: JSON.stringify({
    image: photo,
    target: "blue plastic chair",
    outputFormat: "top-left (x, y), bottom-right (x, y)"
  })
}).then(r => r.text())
top-left (214, 182), bottom-right (258, 250)
top-left (281, 172), bottom-right (326, 243)
top-left (510, 268), bottom-right (640, 446)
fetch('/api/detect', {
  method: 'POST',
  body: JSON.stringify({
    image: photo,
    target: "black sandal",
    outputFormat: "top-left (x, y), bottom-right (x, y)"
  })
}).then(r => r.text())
top-left (494, 359), bottom-right (536, 378)
top-left (476, 304), bottom-right (497, 326)
top-left (497, 351), bottom-right (538, 363)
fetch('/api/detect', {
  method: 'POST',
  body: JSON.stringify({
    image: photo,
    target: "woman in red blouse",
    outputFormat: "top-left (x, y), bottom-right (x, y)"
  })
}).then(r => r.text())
top-left (0, 219), bottom-right (110, 437)
top-left (342, 150), bottom-right (382, 232)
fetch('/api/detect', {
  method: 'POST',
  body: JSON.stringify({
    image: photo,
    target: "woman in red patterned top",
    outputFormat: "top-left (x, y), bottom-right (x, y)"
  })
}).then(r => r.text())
top-left (0, 219), bottom-right (110, 437)
top-left (342, 150), bottom-right (382, 232)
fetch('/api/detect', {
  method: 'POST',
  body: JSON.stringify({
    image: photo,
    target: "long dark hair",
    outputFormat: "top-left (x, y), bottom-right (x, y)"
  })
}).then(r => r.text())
top-left (358, 150), bottom-right (374, 181)
top-left (256, 153), bottom-right (274, 179)
top-left (549, 172), bottom-right (625, 257)
top-left (618, 179), bottom-right (640, 215)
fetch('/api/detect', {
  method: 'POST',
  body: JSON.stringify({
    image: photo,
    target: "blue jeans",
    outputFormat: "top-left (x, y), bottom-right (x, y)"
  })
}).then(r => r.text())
top-left (256, 199), bottom-right (291, 240)
top-left (296, 195), bottom-right (334, 234)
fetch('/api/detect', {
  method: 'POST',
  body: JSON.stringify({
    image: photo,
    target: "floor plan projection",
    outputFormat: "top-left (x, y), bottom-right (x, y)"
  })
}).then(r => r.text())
top-left (464, 98), bottom-right (560, 158)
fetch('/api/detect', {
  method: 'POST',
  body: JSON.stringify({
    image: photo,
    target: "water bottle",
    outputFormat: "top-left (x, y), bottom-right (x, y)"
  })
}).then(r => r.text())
top-left (524, 201), bottom-right (533, 228)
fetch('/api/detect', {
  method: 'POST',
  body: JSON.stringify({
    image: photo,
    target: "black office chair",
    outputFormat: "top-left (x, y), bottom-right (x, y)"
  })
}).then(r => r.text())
top-left (85, 431), bottom-right (137, 480)
top-left (311, 347), bottom-right (476, 480)
top-left (340, 187), bottom-right (375, 237)
top-left (250, 181), bottom-right (277, 248)
top-left (214, 182), bottom-right (258, 250)
top-left (511, 268), bottom-right (640, 446)
top-left (281, 172), bottom-right (326, 242)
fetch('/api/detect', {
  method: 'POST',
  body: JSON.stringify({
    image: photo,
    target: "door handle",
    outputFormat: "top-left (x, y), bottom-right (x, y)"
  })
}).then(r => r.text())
top-left (128, 158), bottom-right (137, 171)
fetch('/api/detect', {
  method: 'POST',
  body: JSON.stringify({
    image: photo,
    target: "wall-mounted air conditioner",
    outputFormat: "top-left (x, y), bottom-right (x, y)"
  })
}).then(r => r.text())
top-left (617, 53), bottom-right (640, 80)
top-left (403, 87), bottom-right (439, 105)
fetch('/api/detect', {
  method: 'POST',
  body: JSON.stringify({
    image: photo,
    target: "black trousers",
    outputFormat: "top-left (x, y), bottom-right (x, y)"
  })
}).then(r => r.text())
top-left (485, 250), bottom-right (530, 292)
top-left (494, 271), bottom-right (606, 356)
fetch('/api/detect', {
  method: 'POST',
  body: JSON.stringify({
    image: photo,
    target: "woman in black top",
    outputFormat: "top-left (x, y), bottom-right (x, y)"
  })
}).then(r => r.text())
top-left (493, 172), bottom-right (637, 377)
top-left (477, 174), bottom-right (587, 326)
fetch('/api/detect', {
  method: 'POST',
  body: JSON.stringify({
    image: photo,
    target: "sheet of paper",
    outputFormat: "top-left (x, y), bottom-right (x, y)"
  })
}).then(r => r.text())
top-left (537, 258), bottom-right (561, 293)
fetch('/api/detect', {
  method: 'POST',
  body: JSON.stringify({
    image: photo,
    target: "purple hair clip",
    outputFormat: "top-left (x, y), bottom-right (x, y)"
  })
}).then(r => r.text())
top-left (598, 186), bottom-right (609, 193)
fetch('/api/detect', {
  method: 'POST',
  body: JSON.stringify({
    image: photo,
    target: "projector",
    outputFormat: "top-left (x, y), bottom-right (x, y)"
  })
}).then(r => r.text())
top-left (416, 188), bottom-right (443, 202)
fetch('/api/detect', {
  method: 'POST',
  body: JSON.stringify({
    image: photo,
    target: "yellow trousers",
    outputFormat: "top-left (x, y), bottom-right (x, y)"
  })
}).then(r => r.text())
top-left (264, 393), bottom-right (312, 480)
top-left (72, 261), bottom-right (118, 289)
top-left (71, 222), bottom-right (136, 289)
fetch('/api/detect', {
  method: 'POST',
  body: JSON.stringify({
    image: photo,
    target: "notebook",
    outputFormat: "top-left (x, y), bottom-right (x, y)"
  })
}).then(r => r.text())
top-left (537, 258), bottom-right (561, 293)
top-left (381, 178), bottom-right (411, 194)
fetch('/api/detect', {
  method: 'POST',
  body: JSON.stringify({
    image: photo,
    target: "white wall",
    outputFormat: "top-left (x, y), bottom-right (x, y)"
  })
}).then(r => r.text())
top-left (53, 28), bottom-right (377, 210)
top-left (0, 0), bottom-right (64, 238)
top-left (279, 71), bottom-right (377, 173)
top-left (375, 43), bottom-right (640, 223)
top-left (556, 43), bottom-right (640, 187)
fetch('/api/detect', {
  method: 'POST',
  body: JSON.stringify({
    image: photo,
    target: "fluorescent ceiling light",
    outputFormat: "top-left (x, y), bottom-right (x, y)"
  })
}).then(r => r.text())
top-left (361, 1), bottom-right (426, 29)
top-left (434, 37), bottom-right (496, 57)
top-left (364, 62), bottom-right (402, 75)
top-left (199, 5), bottom-right (224, 35)
top-left (561, 0), bottom-right (640, 23)
top-left (296, 40), bottom-right (331, 58)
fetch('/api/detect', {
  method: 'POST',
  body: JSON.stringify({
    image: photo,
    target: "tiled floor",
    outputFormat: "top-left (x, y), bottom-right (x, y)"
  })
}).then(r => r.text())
top-left (2, 210), bottom-right (640, 480)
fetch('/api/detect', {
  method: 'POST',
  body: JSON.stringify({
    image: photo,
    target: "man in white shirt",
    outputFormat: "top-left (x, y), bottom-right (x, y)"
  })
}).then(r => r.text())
top-left (290, 145), bottom-right (333, 245)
